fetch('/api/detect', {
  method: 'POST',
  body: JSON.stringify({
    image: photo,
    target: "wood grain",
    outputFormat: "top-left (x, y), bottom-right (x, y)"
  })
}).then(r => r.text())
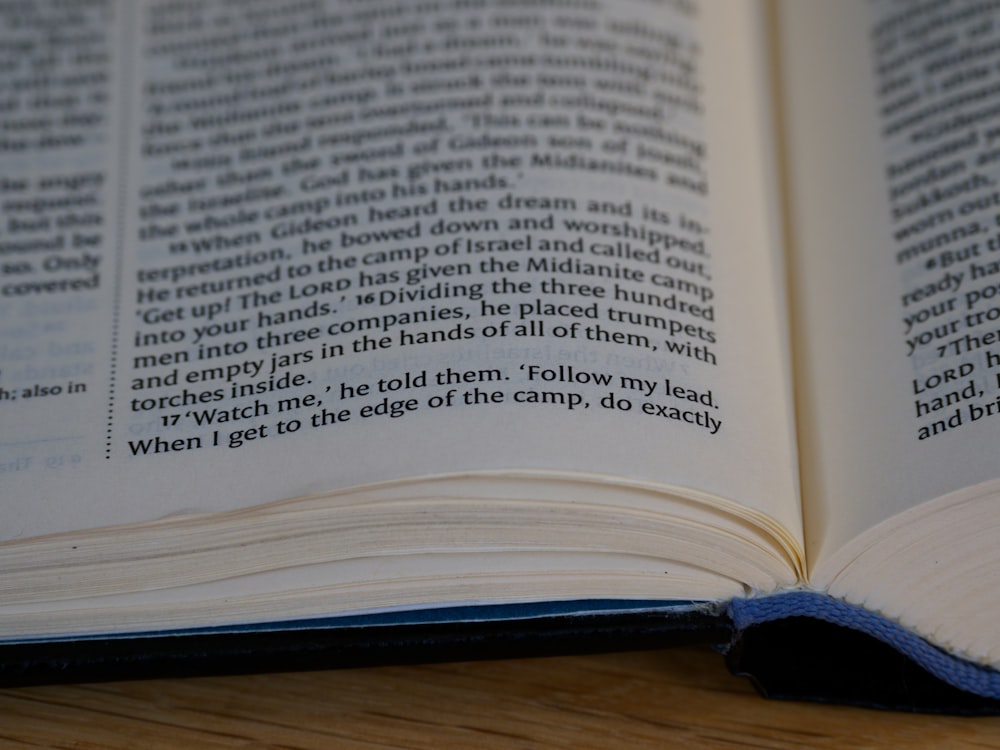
top-left (1, 646), bottom-right (999, 748)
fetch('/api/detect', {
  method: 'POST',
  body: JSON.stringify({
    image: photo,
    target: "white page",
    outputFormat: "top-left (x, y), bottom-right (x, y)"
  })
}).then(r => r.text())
top-left (780, 0), bottom-right (1000, 576)
top-left (1, 1), bottom-right (800, 560)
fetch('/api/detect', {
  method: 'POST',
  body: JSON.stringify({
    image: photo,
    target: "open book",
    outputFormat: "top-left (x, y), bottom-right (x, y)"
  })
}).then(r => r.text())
top-left (4, 0), bottom-right (1000, 710)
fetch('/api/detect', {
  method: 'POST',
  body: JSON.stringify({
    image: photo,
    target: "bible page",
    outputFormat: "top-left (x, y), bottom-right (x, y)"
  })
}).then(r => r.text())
top-left (0, 0), bottom-right (800, 566)
top-left (780, 0), bottom-right (1000, 581)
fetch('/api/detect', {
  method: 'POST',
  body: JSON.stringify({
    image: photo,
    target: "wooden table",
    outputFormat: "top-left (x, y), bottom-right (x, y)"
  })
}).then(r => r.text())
top-left (2, 645), bottom-right (1000, 748)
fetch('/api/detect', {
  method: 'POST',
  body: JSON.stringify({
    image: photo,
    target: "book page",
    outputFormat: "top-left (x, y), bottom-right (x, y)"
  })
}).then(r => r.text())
top-left (1, 1), bottom-right (800, 556)
top-left (780, 0), bottom-right (1000, 574)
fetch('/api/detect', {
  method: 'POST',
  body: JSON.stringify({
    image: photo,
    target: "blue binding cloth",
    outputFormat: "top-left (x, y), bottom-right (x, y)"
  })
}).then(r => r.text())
top-left (730, 591), bottom-right (1000, 700)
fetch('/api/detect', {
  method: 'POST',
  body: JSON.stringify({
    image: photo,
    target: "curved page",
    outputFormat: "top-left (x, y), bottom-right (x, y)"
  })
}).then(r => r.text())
top-left (0, 1), bottom-right (799, 608)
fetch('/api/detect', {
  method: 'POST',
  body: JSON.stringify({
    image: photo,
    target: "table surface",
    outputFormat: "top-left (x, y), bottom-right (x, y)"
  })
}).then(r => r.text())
top-left (3, 645), bottom-right (1000, 748)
